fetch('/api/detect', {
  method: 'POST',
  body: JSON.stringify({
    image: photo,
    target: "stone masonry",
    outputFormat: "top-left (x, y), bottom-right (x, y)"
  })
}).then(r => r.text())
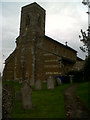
top-left (3, 2), bottom-right (80, 85)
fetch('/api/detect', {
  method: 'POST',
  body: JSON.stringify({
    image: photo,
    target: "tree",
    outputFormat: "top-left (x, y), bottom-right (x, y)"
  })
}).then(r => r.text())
top-left (79, 26), bottom-right (90, 55)
top-left (84, 55), bottom-right (90, 81)
top-left (79, 27), bottom-right (90, 81)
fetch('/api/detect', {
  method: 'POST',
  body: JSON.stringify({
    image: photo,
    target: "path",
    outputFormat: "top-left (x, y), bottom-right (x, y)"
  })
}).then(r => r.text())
top-left (64, 85), bottom-right (89, 120)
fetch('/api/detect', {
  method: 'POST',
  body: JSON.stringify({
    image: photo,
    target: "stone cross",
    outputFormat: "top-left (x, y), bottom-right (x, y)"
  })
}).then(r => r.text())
top-left (47, 75), bottom-right (54, 89)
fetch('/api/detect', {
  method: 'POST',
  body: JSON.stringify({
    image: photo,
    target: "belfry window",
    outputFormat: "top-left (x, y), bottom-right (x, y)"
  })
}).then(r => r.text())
top-left (26, 14), bottom-right (30, 26)
top-left (38, 16), bottom-right (41, 27)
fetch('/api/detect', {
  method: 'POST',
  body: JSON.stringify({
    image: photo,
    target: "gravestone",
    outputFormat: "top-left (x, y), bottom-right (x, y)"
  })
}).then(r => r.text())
top-left (21, 81), bottom-right (33, 109)
top-left (47, 76), bottom-right (54, 89)
top-left (56, 78), bottom-right (62, 86)
top-left (16, 91), bottom-right (22, 101)
top-left (35, 80), bottom-right (42, 90)
top-left (30, 78), bottom-right (35, 87)
top-left (69, 75), bottom-right (73, 83)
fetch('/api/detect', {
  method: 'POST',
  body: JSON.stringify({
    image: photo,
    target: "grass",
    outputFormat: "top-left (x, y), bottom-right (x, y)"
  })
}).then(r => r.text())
top-left (3, 81), bottom-right (72, 118)
top-left (2, 81), bottom-right (22, 97)
top-left (3, 80), bottom-right (90, 118)
top-left (76, 82), bottom-right (90, 110)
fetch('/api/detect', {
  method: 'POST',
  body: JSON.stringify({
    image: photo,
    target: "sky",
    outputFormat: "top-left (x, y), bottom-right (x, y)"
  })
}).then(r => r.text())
top-left (0, 0), bottom-right (88, 73)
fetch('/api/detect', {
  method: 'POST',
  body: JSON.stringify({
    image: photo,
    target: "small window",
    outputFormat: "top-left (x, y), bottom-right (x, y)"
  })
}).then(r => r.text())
top-left (26, 14), bottom-right (30, 26)
top-left (38, 16), bottom-right (41, 27)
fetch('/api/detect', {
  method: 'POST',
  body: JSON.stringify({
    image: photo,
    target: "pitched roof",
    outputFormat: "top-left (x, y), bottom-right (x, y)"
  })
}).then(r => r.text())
top-left (45, 35), bottom-right (77, 53)
top-left (22, 2), bottom-right (45, 12)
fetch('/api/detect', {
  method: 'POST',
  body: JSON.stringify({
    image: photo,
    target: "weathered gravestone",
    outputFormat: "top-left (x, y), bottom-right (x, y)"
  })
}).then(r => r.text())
top-left (30, 77), bottom-right (35, 87)
top-left (16, 91), bottom-right (22, 101)
top-left (21, 81), bottom-right (33, 109)
top-left (47, 76), bottom-right (54, 89)
top-left (2, 84), bottom-right (15, 119)
top-left (35, 80), bottom-right (42, 90)
top-left (56, 78), bottom-right (62, 86)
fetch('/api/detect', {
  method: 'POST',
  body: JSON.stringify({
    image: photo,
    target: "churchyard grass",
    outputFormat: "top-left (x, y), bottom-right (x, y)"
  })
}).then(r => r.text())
top-left (3, 81), bottom-right (72, 118)
top-left (13, 83), bottom-right (71, 118)
top-left (76, 82), bottom-right (90, 110)
top-left (3, 81), bottom-right (89, 118)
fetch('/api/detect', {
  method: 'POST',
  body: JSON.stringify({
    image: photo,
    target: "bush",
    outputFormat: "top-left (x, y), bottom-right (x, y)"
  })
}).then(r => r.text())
top-left (69, 70), bottom-right (84, 83)
top-left (84, 56), bottom-right (90, 81)
top-left (73, 70), bottom-right (84, 83)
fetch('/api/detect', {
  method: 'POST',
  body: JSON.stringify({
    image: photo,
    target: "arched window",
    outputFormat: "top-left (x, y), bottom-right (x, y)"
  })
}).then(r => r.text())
top-left (26, 14), bottom-right (30, 26)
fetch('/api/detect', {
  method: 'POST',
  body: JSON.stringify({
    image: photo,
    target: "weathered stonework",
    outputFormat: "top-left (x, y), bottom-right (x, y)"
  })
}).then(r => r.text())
top-left (2, 84), bottom-right (15, 118)
top-left (3, 2), bottom-right (81, 85)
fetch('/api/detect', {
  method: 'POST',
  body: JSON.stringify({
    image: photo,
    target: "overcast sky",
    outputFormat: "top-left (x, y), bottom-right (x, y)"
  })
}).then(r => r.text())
top-left (0, 0), bottom-right (88, 73)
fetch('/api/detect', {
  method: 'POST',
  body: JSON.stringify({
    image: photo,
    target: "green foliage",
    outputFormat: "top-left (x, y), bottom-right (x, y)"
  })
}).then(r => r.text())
top-left (69, 70), bottom-right (84, 83)
top-left (2, 81), bottom-right (22, 97)
top-left (79, 27), bottom-right (90, 54)
top-left (84, 56), bottom-right (90, 81)
top-left (76, 82), bottom-right (90, 110)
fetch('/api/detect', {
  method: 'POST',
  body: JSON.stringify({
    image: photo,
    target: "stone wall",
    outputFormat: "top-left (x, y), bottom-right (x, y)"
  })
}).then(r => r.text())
top-left (2, 84), bottom-right (15, 118)
top-left (3, 51), bottom-right (15, 81)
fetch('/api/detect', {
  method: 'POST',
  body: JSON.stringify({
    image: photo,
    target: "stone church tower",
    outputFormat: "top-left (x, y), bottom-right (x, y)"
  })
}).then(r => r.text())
top-left (3, 2), bottom-right (78, 85)
top-left (15, 2), bottom-right (46, 85)
top-left (20, 2), bottom-right (45, 36)
top-left (3, 2), bottom-right (46, 86)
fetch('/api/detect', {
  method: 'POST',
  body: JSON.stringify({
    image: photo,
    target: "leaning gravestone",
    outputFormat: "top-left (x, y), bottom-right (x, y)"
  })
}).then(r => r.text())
top-left (21, 81), bottom-right (33, 109)
top-left (47, 76), bottom-right (54, 89)
top-left (35, 80), bottom-right (42, 90)
top-left (56, 78), bottom-right (62, 86)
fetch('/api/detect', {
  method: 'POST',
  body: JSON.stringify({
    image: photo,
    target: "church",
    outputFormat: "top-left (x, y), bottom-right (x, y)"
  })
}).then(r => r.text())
top-left (3, 2), bottom-right (81, 86)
